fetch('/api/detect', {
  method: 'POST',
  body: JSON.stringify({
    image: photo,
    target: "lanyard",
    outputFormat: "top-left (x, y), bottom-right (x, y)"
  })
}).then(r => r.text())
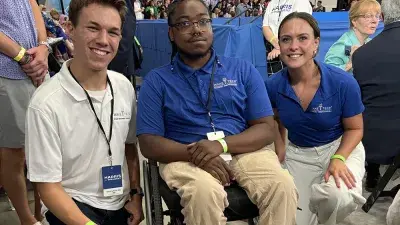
top-left (68, 67), bottom-right (115, 166)
top-left (175, 59), bottom-right (218, 132)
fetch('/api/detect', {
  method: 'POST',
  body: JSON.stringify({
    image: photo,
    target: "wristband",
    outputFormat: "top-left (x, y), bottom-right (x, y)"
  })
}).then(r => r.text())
top-left (331, 154), bottom-right (346, 162)
top-left (85, 221), bottom-right (96, 225)
top-left (217, 139), bottom-right (228, 153)
top-left (13, 47), bottom-right (26, 62)
top-left (269, 36), bottom-right (277, 43)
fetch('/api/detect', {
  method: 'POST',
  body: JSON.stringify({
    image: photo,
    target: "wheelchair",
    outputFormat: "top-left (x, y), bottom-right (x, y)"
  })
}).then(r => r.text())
top-left (143, 159), bottom-right (259, 225)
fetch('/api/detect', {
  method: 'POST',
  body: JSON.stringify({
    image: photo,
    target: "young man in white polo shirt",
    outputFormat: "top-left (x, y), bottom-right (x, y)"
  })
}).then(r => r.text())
top-left (25, 0), bottom-right (143, 225)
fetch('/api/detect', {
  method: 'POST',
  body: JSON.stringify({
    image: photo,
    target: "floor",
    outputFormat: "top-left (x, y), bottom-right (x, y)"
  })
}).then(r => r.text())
top-left (0, 153), bottom-right (397, 225)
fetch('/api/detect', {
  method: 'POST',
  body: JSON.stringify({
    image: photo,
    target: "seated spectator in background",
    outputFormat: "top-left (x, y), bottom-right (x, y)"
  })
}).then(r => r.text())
top-left (352, 0), bottom-right (400, 200)
top-left (325, 0), bottom-right (380, 74)
top-left (235, 0), bottom-right (249, 17)
top-left (26, 0), bottom-right (143, 224)
top-left (262, 0), bottom-right (312, 76)
top-left (49, 8), bottom-right (60, 22)
top-left (266, 12), bottom-right (366, 225)
top-left (134, 0), bottom-right (144, 20)
top-left (137, 0), bottom-right (298, 224)
top-left (145, 0), bottom-right (159, 19)
top-left (313, 1), bottom-right (326, 11)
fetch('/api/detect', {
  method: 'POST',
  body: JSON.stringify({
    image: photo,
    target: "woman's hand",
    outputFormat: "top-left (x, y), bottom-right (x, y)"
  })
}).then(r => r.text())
top-left (324, 158), bottom-right (356, 189)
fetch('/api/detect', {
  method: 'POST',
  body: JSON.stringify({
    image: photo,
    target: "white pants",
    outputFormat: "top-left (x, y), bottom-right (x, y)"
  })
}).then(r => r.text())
top-left (387, 189), bottom-right (400, 225)
top-left (284, 138), bottom-right (366, 225)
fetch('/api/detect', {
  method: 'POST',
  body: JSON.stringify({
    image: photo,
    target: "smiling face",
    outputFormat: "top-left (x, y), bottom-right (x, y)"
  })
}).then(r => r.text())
top-left (67, 3), bottom-right (122, 72)
top-left (168, 0), bottom-right (213, 59)
top-left (278, 18), bottom-right (320, 69)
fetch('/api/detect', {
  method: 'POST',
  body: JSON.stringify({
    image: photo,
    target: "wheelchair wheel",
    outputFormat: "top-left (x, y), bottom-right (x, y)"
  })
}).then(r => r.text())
top-left (149, 160), bottom-right (164, 225)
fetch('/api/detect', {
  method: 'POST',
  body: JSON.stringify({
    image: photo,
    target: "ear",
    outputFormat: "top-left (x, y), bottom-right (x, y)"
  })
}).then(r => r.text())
top-left (351, 18), bottom-right (357, 29)
top-left (314, 37), bottom-right (320, 52)
top-left (168, 27), bottom-right (174, 42)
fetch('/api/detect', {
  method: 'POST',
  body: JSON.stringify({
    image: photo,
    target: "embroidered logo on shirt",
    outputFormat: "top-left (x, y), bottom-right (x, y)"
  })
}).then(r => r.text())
top-left (214, 78), bottom-right (237, 89)
top-left (311, 104), bottom-right (332, 113)
top-left (114, 110), bottom-right (131, 120)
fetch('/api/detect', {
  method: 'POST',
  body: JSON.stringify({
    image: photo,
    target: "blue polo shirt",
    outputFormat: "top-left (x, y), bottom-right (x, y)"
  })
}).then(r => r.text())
top-left (265, 61), bottom-right (364, 147)
top-left (137, 51), bottom-right (273, 144)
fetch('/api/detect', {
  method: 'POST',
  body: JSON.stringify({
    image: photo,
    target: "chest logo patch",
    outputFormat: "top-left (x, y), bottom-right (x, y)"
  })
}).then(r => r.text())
top-left (311, 103), bottom-right (332, 113)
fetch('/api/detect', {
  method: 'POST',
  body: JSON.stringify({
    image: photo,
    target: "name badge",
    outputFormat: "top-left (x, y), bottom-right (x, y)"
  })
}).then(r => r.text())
top-left (102, 165), bottom-right (123, 197)
top-left (206, 131), bottom-right (232, 161)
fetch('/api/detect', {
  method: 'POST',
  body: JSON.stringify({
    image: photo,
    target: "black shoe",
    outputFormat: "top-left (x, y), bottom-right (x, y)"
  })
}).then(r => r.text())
top-left (365, 173), bottom-right (381, 192)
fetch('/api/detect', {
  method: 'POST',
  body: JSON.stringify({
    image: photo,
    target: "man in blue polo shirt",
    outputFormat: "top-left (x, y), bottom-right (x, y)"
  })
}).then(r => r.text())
top-left (136, 0), bottom-right (298, 224)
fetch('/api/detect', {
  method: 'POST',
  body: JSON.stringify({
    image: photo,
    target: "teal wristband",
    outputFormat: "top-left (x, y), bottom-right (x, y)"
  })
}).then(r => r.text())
top-left (217, 139), bottom-right (228, 153)
top-left (85, 221), bottom-right (96, 225)
top-left (331, 154), bottom-right (346, 162)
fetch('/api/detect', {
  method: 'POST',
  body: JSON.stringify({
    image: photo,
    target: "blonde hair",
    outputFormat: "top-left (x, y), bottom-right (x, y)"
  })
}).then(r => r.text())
top-left (349, 0), bottom-right (381, 27)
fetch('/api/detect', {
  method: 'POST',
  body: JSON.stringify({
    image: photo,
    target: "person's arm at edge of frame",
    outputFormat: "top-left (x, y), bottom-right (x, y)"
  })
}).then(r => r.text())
top-left (29, 0), bottom-right (47, 43)
top-left (0, 32), bottom-right (22, 59)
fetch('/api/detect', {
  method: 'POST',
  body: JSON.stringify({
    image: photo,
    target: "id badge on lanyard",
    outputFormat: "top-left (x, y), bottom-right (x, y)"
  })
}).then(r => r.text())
top-left (69, 67), bottom-right (123, 197)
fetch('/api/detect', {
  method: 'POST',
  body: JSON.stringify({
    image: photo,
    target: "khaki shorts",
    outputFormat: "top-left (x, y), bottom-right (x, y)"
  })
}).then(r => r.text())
top-left (0, 77), bottom-right (36, 148)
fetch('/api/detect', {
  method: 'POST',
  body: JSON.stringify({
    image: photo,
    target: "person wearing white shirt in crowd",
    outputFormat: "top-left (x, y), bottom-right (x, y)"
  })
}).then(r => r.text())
top-left (262, 0), bottom-right (312, 75)
top-left (25, 0), bottom-right (143, 224)
top-left (134, 0), bottom-right (144, 20)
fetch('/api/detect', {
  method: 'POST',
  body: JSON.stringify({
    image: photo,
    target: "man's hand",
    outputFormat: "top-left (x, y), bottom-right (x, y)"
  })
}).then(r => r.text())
top-left (267, 48), bottom-right (280, 60)
top-left (202, 156), bottom-right (234, 186)
top-left (187, 139), bottom-right (223, 168)
top-left (124, 195), bottom-right (144, 225)
top-left (324, 159), bottom-right (356, 189)
top-left (21, 45), bottom-right (49, 86)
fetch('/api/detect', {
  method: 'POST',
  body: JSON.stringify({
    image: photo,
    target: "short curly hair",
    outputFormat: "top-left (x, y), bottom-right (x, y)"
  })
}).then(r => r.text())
top-left (68, 0), bottom-right (127, 26)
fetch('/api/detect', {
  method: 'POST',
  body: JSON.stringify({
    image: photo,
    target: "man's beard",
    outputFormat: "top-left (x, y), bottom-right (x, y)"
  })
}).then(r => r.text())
top-left (177, 46), bottom-right (212, 60)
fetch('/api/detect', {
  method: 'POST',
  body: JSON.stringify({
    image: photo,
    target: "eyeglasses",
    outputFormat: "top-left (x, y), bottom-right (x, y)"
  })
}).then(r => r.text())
top-left (358, 14), bottom-right (382, 21)
top-left (170, 18), bottom-right (212, 33)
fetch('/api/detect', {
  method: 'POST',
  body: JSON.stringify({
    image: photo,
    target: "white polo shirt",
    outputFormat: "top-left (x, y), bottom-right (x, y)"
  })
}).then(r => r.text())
top-left (263, 0), bottom-right (312, 37)
top-left (26, 60), bottom-right (136, 210)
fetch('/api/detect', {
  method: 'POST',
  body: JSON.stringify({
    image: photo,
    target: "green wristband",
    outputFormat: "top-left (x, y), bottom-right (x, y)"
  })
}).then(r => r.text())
top-left (331, 154), bottom-right (346, 162)
top-left (217, 138), bottom-right (228, 153)
top-left (85, 221), bottom-right (96, 225)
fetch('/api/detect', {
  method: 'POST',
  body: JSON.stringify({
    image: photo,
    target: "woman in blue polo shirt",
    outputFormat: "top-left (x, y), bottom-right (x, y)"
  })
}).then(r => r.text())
top-left (265, 12), bottom-right (366, 225)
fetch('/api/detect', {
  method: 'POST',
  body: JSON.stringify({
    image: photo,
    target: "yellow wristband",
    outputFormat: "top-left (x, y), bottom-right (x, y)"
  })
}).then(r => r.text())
top-left (269, 36), bottom-right (277, 43)
top-left (331, 154), bottom-right (346, 162)
top-left (217, 139), bottom-right (228, 153)
top-left (13, 47), bottom-right (26, 62)
top-left (85, 221), bottom-right (96, 225)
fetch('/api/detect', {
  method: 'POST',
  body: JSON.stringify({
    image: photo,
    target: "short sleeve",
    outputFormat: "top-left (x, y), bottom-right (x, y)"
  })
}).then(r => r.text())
top-left (244, 64), bottom-right (274, 120)
top-left (26, 107), bottom-right (62, 183)
top-left (264, 77), bottom-right (277, 108)
top-left (342, 77), bottom-right (365, 118)
top-left (324, 40), bottom-right (348, 71)
top-left (262, 3), bottom-right (272, 27)
top-left (293, 0), bottom-right (313, 14)
top-left (126, 88), bottom-right (137, 144)
top-left (136, 72), bottom-right (165, 136)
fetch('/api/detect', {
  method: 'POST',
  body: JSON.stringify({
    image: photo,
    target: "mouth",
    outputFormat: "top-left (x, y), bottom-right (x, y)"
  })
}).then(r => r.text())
top-left (287, 54), bottom-right (303, 59)
top-left (190, 38), bottom-right (207, 43)
top-left (89, 48), bottom-right (110, 56)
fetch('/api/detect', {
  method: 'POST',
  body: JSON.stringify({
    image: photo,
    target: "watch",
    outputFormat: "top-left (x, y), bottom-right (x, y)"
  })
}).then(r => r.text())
top-left (38, 41), bottom-right (53, 53)
top-left (130, 188), bottom-right (144, 197)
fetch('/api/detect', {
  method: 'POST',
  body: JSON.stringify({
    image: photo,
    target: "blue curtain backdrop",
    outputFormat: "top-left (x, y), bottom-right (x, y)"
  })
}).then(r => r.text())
top-left (136, 12), bottom-right (383, 79)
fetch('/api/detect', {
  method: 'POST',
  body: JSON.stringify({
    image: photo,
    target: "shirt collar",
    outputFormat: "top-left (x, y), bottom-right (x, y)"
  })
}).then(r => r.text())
top-left (277, 60), bottom-right (338, 101)
top-left (173, 50), bottom-right (217, 76)
top-left (58, 59), bottom-right (116, 102)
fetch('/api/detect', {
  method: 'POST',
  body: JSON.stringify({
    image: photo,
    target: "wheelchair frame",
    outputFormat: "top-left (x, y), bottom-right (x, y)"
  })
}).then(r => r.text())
top-left (142, 159), bottom-right (257, 225)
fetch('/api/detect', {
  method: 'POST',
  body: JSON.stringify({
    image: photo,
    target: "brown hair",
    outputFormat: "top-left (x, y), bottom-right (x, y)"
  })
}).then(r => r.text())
top-left (349, 0), bottom-right (381, 27)
top-left (68, 0), bottom-right (127, 26)
top-left (278, 12), bottom-right (320, 39)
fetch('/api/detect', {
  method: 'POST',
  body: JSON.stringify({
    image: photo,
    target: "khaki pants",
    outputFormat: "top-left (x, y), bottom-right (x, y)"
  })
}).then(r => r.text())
top-left (285, 138), bottom-right (366, 225)
top-left (159, 146), bottom-right (298, 225)
top-left (387, 189), bottom-right (400, 225)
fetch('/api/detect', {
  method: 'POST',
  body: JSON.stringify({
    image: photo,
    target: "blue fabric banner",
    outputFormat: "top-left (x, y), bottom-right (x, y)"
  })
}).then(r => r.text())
top-left (135, 12), bottom-right (383, 80)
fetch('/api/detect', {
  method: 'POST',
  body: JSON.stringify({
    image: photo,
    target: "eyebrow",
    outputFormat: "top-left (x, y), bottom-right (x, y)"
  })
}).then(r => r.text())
top-left (175, 13), bottom-right (209, 21)
top-left (87, 21), bottom-right (121, 32)
top-left (280, 33), bottom-right (310, 37)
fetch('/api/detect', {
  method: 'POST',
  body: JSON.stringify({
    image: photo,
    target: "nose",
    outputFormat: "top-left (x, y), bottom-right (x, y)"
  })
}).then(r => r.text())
top-left (96, 29), bottom-right (108, 46)
top-left (289, 39), bottom-right (300, 51)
